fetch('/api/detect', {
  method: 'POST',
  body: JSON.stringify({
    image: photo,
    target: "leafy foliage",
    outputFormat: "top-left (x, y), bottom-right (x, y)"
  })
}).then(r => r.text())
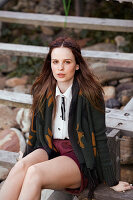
top-left (91, 1), bottom-right (133, 19)
top-left (8, 56), bottom-right (44, 83)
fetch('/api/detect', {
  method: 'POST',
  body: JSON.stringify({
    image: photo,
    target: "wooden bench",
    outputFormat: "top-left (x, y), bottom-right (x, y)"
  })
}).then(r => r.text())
top-left (78, 183), bottom-right (133, 200)
top-left (0, 11), bottom-right (133, 32)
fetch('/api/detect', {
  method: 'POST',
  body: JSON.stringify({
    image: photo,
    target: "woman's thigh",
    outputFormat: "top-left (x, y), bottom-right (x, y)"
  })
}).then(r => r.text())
top-left (30, 155), bottom-right (81, 190)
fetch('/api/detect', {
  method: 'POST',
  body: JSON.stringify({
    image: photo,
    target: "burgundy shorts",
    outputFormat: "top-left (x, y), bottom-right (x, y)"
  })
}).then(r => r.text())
top-left (52, 139), bottom-right (88, 195)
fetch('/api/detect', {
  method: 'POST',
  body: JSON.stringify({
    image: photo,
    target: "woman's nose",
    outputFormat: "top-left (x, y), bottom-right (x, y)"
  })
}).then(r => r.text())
top-left (58, 63), bottom-right (64, 70)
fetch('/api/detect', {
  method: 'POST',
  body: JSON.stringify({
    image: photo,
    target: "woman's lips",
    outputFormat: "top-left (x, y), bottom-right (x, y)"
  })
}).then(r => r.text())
top-left (57, 73), bottom-right (65, 78)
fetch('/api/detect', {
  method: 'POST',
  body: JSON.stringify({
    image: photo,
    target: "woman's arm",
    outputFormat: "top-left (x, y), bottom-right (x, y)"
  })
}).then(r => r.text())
top-left (89, 99), bottom-right (118, 186)
top-left (89, 98), bottom-right (133, 191)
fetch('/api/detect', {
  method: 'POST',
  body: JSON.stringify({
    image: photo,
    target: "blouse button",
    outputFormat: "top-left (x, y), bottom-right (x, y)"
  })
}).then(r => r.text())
top-left (58, 128), bottom-right (61, 131)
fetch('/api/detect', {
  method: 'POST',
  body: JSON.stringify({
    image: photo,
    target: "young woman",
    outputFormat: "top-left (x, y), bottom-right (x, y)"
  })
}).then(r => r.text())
top-left (0, 37), bottom-right (132, 200)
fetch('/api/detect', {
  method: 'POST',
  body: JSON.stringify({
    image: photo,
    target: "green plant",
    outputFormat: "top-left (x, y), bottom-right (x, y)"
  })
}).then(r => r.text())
top-left (62, 0), bottom-right (71, 27)
top-left (8, 56), bottom-right (44, 83)
top-left (0, 64), bottom-right (7, 72)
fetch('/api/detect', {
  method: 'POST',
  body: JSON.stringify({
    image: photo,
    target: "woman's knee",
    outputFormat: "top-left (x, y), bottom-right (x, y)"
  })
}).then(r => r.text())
top-left (10, 159), bottom-right (27, 175)
top-left (25, 165), bottom-right (42, 186)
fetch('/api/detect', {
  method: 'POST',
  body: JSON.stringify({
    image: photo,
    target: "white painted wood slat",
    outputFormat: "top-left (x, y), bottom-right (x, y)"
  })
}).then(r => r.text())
top-left (0, 11), bottom-right (133, 32)
top-left (106, 107), bottom-right (133, 133)
top-left (0, 90), bottom-right (32, 108)
top-left (0, 43), bottom-right (133, 61)
top-left (0, 150), bottom-right (19, 165)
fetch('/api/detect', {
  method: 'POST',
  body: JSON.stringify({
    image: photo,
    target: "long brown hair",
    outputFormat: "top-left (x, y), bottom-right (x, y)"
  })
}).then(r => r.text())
top-left (31, 36), bottom-right (105, 115)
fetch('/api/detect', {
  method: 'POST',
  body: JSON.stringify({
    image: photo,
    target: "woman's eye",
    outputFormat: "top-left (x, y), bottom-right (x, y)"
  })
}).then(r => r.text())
top-left (65, 61), bottom-right (70, 64)
top-left (53, 60), bottom-right (58, 64)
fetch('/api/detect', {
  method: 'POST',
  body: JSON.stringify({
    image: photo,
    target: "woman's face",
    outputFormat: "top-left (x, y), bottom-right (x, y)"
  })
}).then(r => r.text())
top-left (51, 47), bottom-right (79, 87)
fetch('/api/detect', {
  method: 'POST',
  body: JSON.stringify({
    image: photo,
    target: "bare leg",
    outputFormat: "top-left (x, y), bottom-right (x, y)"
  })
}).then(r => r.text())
top-left (0, 149), bottom-right (48, 200)
top-left (18, 156), bottom-right (81, 200)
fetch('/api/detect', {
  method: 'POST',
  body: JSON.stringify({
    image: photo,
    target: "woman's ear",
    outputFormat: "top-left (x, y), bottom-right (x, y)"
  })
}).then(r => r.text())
top-left (76, 64), bottom-right (79, 70)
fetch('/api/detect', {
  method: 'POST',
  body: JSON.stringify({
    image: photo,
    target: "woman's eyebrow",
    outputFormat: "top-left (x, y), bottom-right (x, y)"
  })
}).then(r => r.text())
top-left (51, 58), bottom-right (72, 60)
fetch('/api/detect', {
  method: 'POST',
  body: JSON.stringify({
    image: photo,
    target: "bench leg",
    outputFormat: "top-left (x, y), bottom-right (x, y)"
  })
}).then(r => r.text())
top-left (47, 190), bottom-right (76, 200)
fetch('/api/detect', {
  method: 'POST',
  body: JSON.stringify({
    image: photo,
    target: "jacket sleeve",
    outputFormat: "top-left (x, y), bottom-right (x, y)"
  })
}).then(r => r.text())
top-left (89, 97), bottom-right (119, 186)
top-left (23, 112), bottom-right (37, 157)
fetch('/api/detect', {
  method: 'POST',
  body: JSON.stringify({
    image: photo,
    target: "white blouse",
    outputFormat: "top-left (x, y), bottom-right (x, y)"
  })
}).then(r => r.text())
top-left (52, 84), bottom-right (72, 139)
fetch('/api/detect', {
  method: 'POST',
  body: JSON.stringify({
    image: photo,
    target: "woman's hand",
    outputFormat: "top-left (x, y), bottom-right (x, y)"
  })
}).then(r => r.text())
top-left (18, 151), bottom-right (23, 161)
top-left (110, 181), bottom-right (133, 192)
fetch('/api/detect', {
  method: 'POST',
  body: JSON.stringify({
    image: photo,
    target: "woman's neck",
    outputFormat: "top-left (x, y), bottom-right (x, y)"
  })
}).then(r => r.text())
top-left (57, 81), bottom-right (73, 94)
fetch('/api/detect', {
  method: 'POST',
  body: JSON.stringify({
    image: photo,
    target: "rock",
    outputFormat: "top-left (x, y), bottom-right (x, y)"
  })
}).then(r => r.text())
top-left (0, 129), bottom-right (19, 152)
top-left (107, 80), bottom-right (118, 86)
top-left (117, 89), bottom-right (133, 106)
top-left (40, 27), bottom-right (54, 36)
top-left (0, 22), bottom-right (1, 37)
top-left (0, 77), bottom-right (7, 89)
top-left (102, 86), bottom-right (115, 101)
top-left (89, 62), bottom-right (132, 84)
top-left (107, 59), bottom-right (133, 74)
top-left (121, 165), bottom-right (133, 183)
top-left (35, 0), bottom-right (63, 14)
top-left (105, 98), bottom-right (121, 109)
top-left (0, 55), bottom-right (17, 73)
top-left (116, 82), bottom-right (133, 105)
top-left (84, 42), bottom-right (116, 52)
top-left (0, 128), bottom-right (26, 153)
top-left (11, 128), bottom-right (26, 153)
top-left (116, 82), bottom-right (133, 93)
top-left (114, 35), bottom-right (129, 49)
top-left (73, 29), bottom-right (82, 34)
top-left (2, 0), bottom-right (18, 10)
top-left (119, 95), bottom-right (131, 106)
top-left (5, 75), bottom-right (28, 88)
top-left (0, 166), bottom-right (9, 180)
top-left (0, 104), bottom-right (17, 129)
top-left (16, 108), bottom-right (31, 133)
top-left (119, 77), bottom-right (133, 84)
top-left (13, 85), bottom-right (26, 93)
top-left (120, 136), bottom-right (133, 164)
top-left (13, 0), bottom-right (31, 11)
top-left (13, 84), bottom-right (32, 94)
top-left (77, 38), bottom-right (91, 48)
